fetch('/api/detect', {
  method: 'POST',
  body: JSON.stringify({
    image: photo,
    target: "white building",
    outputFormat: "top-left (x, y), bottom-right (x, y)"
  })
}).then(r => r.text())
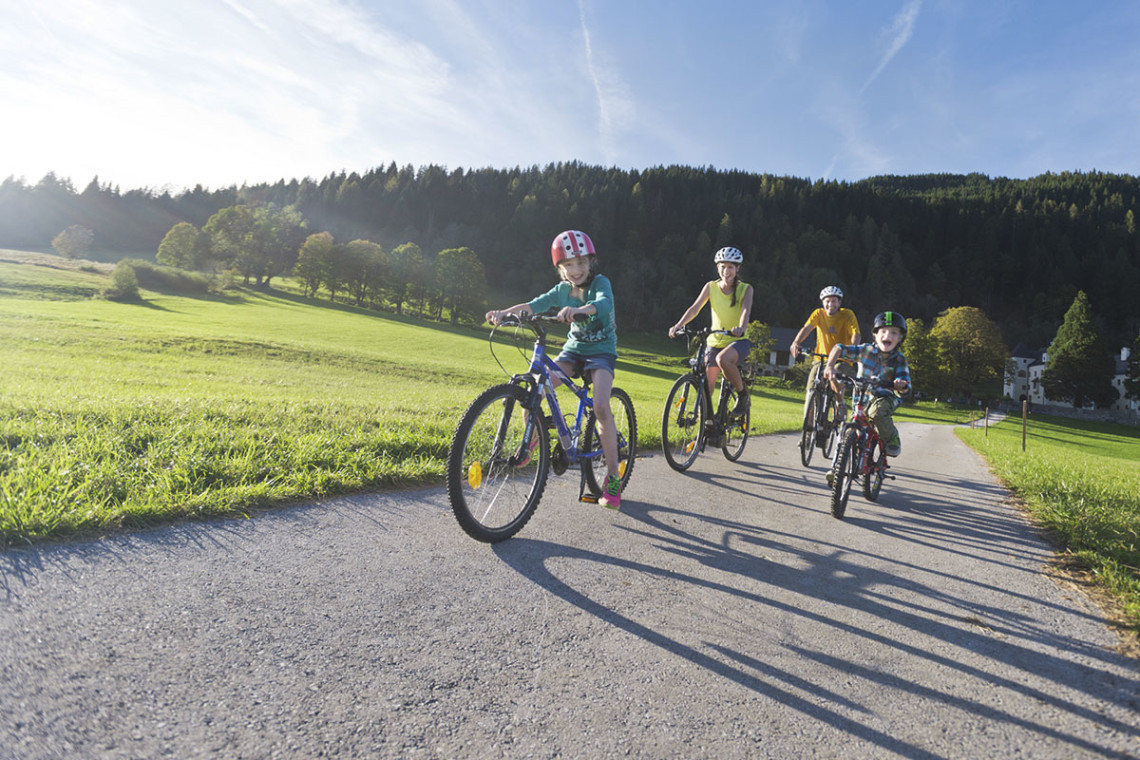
top-left (1004, 344), bottom-right (1137, 413)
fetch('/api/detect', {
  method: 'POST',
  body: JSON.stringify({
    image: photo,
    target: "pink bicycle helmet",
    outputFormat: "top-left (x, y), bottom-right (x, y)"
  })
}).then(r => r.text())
top-left (550, 230), bottom-right (596, 266)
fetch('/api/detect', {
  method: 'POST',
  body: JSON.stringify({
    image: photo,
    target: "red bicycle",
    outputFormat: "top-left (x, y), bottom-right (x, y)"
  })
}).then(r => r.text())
top-left (828, 375), bottom-right (895, 519)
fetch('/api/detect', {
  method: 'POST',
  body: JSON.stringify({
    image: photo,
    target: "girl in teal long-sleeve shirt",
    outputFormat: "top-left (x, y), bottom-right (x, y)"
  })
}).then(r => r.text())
top-left (485, 230), bottom-right (623, 509)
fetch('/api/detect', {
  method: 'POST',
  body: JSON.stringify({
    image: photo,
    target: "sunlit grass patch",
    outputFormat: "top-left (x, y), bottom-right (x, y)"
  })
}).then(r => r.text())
top-left (959, 417), bottom-right (1140, 630)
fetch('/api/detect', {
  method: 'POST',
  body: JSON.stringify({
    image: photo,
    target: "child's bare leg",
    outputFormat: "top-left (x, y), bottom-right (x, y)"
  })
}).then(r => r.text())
top-left (590, 370), bottom-right (620, 479)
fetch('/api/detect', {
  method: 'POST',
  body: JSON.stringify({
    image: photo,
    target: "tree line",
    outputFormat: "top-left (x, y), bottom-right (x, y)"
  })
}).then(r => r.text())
top-left (4, 164), bottom-right (1140, 407)
top-left (3, 164), bottom-right (1137, 349)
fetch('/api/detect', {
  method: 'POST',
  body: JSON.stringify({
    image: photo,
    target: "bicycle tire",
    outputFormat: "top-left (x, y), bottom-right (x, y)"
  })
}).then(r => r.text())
top-left (862, 437), bottom-right (885, 502)
top-left (720, 380), bottom-right (750, 461)
top-left (447, 383), bottom-right (550, 542)
top-left (583, 386), bottom-right (638, 495)
top-left (799, 390), bottom-right (818, 467)
top-left (821, 392), bottom-right (843, 460)
top-left (830, 427), bottom-right (860, 519)
top-left (661, 375), bottom-right (704, 472)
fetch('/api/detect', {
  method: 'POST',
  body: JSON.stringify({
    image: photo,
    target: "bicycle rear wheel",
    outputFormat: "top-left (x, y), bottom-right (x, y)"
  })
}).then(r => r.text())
top-left (661, 375), bottom-right (704, 472)
top-left (720, 380), bottom-right (750, 462)
top-left (583, 386), bottom-right (638, 495)
top-left (447, 383), bottom-right (549, 542)
top-left (830, 427), bottom-right (860, 519)
top-left (799, 390), bottom-right (818, 467)
top-left (862, 437), bottom-right (885, 502)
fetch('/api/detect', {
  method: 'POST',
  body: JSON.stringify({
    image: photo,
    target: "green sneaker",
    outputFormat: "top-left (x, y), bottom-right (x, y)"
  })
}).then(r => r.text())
top-left (599, 475), bottom-right (622, 510)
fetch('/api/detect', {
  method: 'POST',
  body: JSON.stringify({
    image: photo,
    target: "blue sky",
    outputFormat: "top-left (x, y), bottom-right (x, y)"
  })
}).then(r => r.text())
top-left (3, 0), bottom-right (1139, 192)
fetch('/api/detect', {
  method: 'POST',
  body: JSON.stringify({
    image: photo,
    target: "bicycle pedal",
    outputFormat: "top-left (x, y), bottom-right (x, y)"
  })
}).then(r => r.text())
top-left (579, 492), bottom-right (600, 504)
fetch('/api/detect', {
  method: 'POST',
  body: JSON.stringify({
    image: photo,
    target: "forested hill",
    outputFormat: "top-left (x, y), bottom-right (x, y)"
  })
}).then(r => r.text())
top-left (2, 165), bottom-right (1138, 348)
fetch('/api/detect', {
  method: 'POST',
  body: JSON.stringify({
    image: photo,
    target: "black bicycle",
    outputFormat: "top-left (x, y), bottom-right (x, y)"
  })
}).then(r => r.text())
top-left (661, 326), bottom-right (755, 471)
top-left (798, 353), bottom-right (846, 467)
top-left (447, 312), bottom-right (637, 542)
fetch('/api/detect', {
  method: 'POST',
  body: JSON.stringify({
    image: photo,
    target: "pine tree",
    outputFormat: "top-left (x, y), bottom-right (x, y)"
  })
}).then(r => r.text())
top-left (1124, 333), bottom-right (1140, 403)
top-left (1041, 291), bottom-right (1118, 408)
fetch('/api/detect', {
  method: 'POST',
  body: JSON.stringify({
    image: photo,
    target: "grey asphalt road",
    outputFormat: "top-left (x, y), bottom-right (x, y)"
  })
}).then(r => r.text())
top-left (2, 422), bottom-right (1137, 759)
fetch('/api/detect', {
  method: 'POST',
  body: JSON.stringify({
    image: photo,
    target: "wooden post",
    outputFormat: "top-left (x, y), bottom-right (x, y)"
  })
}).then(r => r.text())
top-left (985, 406), bottom-right (989, 436)
top-left (1026, 398), bottom-right (1035, 451)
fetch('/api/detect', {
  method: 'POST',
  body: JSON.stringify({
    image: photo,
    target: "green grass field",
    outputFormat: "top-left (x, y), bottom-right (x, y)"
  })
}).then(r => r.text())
top-left (3, 251), bottom-right (1136, 633)
top-left (0, 251), bottom-right (810, 544)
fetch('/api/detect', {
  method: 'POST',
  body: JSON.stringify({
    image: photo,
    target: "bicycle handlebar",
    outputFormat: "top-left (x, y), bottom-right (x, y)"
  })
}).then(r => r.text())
top-left (669, 326), bottom-right (734, 339)
top-left (837, 373), bottom-right (896, 391)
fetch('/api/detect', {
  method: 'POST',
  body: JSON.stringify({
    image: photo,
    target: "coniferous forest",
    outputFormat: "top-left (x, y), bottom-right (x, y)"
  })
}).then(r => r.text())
top-left (2, 164), bottom-right (1138, 349)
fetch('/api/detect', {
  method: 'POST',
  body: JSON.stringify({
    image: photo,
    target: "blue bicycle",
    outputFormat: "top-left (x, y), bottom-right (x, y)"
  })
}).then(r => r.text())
top-left (447, 311), bottom-right (637, 542)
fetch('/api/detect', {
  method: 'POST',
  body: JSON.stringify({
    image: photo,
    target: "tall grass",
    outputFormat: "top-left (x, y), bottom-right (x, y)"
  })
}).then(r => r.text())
top-left (958, 418), bottom-right (1140, 629)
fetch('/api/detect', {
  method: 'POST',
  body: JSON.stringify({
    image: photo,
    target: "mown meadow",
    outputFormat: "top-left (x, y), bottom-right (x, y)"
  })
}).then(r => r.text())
top-left (3, 251), bottom-right (1135, 633)
top-left (959, 418), bottom-right (1140, 630)
top-left (0, 251), bottom-right (812, 543)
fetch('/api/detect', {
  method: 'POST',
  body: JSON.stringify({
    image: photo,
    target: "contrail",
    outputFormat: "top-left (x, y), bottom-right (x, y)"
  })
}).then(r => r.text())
top-left (860, 0), bottom-right (922, 96)
top-left (578, 0), bottom-right (616, 163)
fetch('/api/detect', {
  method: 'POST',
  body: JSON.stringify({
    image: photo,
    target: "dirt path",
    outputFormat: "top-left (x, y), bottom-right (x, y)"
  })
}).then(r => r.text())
top-left (2, 423), bottom-right (1137, 759)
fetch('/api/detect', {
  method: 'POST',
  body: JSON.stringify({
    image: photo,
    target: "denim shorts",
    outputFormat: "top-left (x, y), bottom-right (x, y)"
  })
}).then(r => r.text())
top-left (554, 351), bottom-right (617, 380)
top-left (706, 339), bottom-right (752, 364)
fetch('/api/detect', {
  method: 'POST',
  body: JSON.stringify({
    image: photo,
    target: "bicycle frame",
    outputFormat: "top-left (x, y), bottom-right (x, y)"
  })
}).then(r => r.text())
top-left (681, 327), bottom-right (736, 431)
top-left (838, 378), bottom-right (890, 478)
top-left (518, 337), bottom-right (601, 467)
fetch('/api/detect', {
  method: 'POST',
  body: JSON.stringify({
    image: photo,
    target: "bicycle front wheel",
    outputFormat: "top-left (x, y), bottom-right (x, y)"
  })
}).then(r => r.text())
top-left (583, 386), bottom-right (638, 495)
top-left (830, 427), bottom-right (860, 519)
top-left (447, 383), bottom-right (549, 542)
top-left (821, 392), bottom-right (844, 460)
top-left (862, 437), bottom-right (886, 502)
top-left (799, 390), bottom-right (818, 467)
top-left (661, 375), bottom-right (704, 472)
top-left (721, 380), bottom-right (750, 462)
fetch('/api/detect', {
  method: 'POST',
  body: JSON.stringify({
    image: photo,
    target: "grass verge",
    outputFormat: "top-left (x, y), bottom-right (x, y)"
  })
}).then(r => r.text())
top-left (958, 416), bottom-right (1140, 636)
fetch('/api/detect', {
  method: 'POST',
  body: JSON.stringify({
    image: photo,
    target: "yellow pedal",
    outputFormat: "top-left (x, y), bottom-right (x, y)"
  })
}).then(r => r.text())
top-left (580, 493), bottom-right (600, 504)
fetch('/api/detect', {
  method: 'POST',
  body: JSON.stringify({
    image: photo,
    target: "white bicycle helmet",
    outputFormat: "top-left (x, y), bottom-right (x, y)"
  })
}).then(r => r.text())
top-left (819, 285), bottom-right (843, 301)
top-left (714, 246), bottom-right (744, 264)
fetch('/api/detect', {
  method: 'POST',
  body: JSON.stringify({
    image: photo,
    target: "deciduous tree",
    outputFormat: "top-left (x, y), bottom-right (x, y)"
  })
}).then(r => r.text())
top-left (156, 222), bottom-right (205, 269)
top-left (929, 307), bottom-right (1008, 400)
top-left (294, 232), bottom-right (334, 298)
top-left (343, 239), bottom-right (386, 307)
top-left (388, 242), bottom-right (423, 315)
top-left (51, 224), bottom-right (94, 259)
top-left (901, 317), bottom-right (937, 396)
top-left (435, 247), bottom-right (486, 325)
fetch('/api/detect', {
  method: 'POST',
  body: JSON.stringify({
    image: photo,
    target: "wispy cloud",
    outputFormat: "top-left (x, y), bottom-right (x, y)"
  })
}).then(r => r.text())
top-left (577, 0), bottom-right (633, 165)
top-left (860, 0), bottom-right (922, 96)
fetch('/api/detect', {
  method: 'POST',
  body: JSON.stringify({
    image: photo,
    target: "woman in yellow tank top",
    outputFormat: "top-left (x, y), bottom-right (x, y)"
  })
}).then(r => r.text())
top-left (668, 247), bottom-right (755, 415)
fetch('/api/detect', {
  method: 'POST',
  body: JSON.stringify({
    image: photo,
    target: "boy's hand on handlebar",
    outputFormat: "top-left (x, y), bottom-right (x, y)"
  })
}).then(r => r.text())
top-left (730, 326), bottom-right (745, 337)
